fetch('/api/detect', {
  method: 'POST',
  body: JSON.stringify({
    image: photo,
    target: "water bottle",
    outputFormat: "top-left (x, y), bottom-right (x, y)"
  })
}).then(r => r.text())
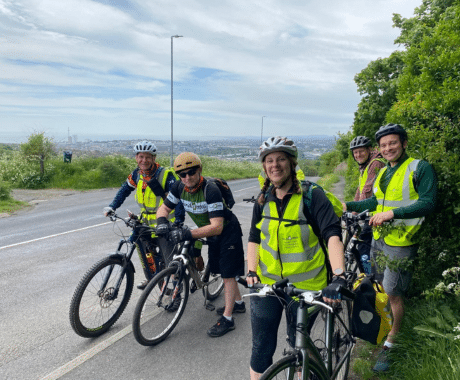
top-left (361, 254), bottom-right (371, 275)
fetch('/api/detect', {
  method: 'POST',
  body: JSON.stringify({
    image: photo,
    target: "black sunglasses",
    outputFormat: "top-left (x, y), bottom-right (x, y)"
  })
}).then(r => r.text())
top-left (178, 168), bottom-right (198, 178)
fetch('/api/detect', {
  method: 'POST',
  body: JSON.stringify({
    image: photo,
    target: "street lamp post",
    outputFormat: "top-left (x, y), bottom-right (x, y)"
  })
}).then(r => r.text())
top-left (171, 35), bottom-right (183, 167)
top-left (261, 116), bottom-right (266, 144)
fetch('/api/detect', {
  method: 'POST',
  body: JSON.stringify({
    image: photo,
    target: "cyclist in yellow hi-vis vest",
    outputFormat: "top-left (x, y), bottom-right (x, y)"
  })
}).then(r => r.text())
top-left (345, 124), bottom-right (437, 373)
top-left (103, 141), bottom-right (185, 290)
top-left (247, 136), bottom-right (346, 380)
top-left (349, 136), bottom-right (386, 274)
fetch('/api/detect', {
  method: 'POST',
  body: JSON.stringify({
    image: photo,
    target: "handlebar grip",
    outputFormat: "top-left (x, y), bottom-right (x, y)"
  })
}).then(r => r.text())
top-left (236, 276), bottom-right (248, 287)
top-left (339, 285), bottom-right (356, 301)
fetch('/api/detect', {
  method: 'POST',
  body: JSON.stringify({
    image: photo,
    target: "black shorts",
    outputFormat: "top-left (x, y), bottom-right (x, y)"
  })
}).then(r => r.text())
top-left (207, 215), bottom-right (245, 278)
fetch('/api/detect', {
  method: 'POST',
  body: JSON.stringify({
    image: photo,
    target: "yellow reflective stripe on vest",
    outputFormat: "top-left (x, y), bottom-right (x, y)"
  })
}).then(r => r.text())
top-left (359, 158), bottom-right (386, 193)
top-left (373, 158), bottom-right (424, 246)
top-left (255, 192), bottom-right (327, 290)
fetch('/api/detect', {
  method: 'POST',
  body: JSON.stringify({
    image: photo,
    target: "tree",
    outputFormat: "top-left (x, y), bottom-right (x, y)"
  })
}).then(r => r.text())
top-left (352, 51), bottom-right (405, 144)
top-left (20, 132), bottom-right (55, 175)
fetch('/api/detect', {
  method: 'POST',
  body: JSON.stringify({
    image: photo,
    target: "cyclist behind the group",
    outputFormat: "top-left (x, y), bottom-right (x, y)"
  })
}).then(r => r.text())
top-left (246, 136), bottom-right (346, 380)
top-left (155, 152), bottom-right (245, 338)
top-left (348, 135), bottom-right (386, 274)
top-left (103, 140), bottom-right (185, 289)
top-left (344, 124), bottom-right (437, 372)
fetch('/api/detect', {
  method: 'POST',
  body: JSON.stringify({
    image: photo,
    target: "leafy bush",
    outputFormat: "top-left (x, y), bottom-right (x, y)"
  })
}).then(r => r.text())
top-left (0, 180), bottom-right (12, 201)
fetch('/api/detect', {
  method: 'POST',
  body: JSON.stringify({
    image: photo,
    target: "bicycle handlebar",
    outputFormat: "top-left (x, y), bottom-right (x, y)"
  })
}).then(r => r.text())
top-left (236, 276), bottom-right (355, 304)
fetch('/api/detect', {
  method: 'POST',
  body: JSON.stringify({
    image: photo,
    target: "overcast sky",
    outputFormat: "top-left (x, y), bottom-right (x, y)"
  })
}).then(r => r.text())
top-left (1, 0), bottom-right (421, 143)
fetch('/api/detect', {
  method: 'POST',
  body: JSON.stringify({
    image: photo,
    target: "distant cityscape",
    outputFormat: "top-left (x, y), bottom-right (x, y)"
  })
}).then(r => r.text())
top-left (55, 136), bottom-right (337, 161)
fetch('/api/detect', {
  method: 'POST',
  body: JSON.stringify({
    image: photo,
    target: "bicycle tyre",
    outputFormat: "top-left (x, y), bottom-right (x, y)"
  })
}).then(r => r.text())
top-left (132, 266), bottom-right (189, 346)
top-left (69, 256), bottom-right (134, 338)
top-left (201, 263), bottom-right (224, 301)
top-left (311, 300), bottom-right (353, 380)
top-left (260, 354), bottom-right (327, 380)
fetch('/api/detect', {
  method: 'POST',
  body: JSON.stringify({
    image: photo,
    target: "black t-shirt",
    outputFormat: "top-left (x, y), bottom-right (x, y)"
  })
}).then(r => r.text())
top-left (248, 187), bottom-right (341, 245)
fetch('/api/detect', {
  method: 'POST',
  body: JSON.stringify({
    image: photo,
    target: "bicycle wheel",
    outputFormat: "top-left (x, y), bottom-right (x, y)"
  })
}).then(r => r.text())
top-left (260, 354), bottom-right (327, 380)
top-left (69, 256), bottom-right (134, 338)
top-left (201, 263), bottom-right (224, 301)
top-left (132, 266), bottom-right (189, 346)
top-left (310, 300), bottom-right (353, 380)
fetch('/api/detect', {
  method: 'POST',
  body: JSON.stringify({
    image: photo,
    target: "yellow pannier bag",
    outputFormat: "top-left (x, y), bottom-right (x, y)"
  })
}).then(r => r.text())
top-left (351, 274), bottom-right (392, 345)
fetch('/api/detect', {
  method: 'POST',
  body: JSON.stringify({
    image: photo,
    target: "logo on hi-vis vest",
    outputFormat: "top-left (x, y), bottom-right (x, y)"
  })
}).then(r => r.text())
top-left (281, 236), bottom-right (301, 250)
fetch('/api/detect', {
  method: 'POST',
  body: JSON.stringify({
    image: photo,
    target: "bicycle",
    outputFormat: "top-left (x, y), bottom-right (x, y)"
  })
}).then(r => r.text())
top-left (132, 225), bottom-right (225, 346)
top-left (239, 277), bottom-right (355, 380)
top-left (69, 210), bottom-right (170, 338)
top-left (342, 210), bottom-right (372, 283)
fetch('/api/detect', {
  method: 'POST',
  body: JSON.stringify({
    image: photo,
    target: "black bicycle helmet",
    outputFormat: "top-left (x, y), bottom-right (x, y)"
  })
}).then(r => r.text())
top-left (375, 124), bottom-right (408, 143)
top-left (349, 136), bottom-right (372, 150)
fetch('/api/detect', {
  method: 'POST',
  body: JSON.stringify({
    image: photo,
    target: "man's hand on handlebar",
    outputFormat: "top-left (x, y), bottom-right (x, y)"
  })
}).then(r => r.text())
top-left (103, 207), bottom-right (114, 217)
top-left (168, 227), bottom-right (193, 244)
top-left (156, 217), bottom-right (170, 236)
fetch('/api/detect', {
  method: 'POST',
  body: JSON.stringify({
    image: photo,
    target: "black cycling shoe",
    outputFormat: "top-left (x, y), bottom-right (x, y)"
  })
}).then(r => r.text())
top-left (216, 302), bottom-right (246, 315)
top-left (207, 316), bottom-right (235, 337)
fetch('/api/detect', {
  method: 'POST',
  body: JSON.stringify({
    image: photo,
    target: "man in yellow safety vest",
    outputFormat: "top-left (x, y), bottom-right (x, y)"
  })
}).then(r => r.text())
top-left (345, 124), bottom-right (437, 372)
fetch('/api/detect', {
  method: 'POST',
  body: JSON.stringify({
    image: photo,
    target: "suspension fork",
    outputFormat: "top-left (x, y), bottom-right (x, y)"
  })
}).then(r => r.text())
top-left (100, 240), bottom-right (135, 299)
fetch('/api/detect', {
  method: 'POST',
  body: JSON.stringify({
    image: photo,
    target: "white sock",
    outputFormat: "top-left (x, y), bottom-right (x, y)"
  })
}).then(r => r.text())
top-left (235, 300), bottom-right (244, 305)
top-left (384, 341), bottom-right (394, 349)
top-left (223, 315), bottom-right (233, 321)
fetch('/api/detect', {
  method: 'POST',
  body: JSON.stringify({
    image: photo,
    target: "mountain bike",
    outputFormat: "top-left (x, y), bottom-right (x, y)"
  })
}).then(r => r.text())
top-left (132, 227), bottom-right (225, 346)
top-left (69, 210), bottom-right (169, 338)
top-left (342, 210), bottom-right (372, 283)
top-left (239, 277), bottom-right (355, 380)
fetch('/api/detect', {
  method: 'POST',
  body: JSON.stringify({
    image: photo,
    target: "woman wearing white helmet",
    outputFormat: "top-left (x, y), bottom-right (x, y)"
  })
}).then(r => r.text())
top-left (103, 140), bottom-right (185, 289)
top-left (246, 136), bottom-right (346, 379)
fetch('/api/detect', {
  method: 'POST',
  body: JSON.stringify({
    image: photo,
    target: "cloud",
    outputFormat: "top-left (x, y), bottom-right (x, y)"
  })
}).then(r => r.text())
top-left (0, 0), bottom-right (420, 142)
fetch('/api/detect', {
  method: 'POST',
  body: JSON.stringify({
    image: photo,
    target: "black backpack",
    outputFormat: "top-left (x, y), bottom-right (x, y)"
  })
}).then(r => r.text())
top-left (204, 177), bottom-right (235, 209)
top-left (178, 177), bottom-right (235, 210)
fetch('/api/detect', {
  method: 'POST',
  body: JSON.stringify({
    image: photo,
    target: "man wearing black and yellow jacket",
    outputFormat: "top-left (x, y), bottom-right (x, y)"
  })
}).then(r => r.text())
top-left (349, 135), bottom-right (386, 274)
top-left (345, 124), bottom-right (437, 372)
top-left (103, 141), bottom-right (185, 289)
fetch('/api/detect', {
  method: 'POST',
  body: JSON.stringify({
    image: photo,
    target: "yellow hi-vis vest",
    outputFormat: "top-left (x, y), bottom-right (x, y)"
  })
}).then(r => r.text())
top-left (359, 158), bottom-right (386, 194)
top-left (372, 158), bottom-right (424, 246)
top-left (135, 168), bottom-right (176, 228)
top-left (255, 191), bottom-right (327, 290)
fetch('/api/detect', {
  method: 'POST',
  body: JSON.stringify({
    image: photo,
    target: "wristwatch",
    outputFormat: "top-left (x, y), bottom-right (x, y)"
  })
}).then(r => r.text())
top-left (333, 268), bottom-right (345, 279)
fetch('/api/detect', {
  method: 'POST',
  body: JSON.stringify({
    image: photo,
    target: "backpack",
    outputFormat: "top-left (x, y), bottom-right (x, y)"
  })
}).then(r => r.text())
top-left (301, 180), bottom-right (343, 219)
top-left (203, 177), bottom-right (235, 209)
top-left (178, 177), bottom-right (235, 210)
top-left (351, 274), bottom-right (392, 345)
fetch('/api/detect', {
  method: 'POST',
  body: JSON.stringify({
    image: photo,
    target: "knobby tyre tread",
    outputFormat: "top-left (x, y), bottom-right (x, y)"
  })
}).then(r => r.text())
top-left (69, 256), bottom-right (134, 338)
top-left (132, 266), bottom-right (189, 346)
top-left (260, 354), bottom-right (327, 380)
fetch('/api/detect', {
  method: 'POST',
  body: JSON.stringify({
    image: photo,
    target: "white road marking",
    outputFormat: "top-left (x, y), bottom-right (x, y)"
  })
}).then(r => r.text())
top-left (41, 324), bottom-right (134, 380)
top-left (0, 221), bottom-right (112, 250)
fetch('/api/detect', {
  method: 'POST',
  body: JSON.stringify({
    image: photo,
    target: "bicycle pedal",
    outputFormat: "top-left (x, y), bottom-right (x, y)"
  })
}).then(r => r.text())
top-left (205, 302), bottom-right (215, 311)
top-left (190, 280), bottom-right (197, 293)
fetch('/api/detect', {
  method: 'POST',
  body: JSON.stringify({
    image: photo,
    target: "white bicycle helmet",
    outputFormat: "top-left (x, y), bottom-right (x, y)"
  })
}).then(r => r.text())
top-left (258, 136), bottom-right (298, 162)
top-left (133, 141), bottom-right (157, 155)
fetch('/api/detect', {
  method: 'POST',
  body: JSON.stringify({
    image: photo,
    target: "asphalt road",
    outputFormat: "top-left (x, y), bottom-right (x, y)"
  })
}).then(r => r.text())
top-left (0, 177), bottom-right (324, 380)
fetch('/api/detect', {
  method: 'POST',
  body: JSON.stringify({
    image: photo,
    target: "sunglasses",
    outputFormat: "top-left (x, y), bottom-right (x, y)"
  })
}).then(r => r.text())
top-left (178, 168), bottom-right (198, 178)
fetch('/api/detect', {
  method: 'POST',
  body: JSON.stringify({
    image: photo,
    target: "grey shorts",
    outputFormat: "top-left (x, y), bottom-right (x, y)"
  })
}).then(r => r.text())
top-left (371, 238), bottom-right (418, 296)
